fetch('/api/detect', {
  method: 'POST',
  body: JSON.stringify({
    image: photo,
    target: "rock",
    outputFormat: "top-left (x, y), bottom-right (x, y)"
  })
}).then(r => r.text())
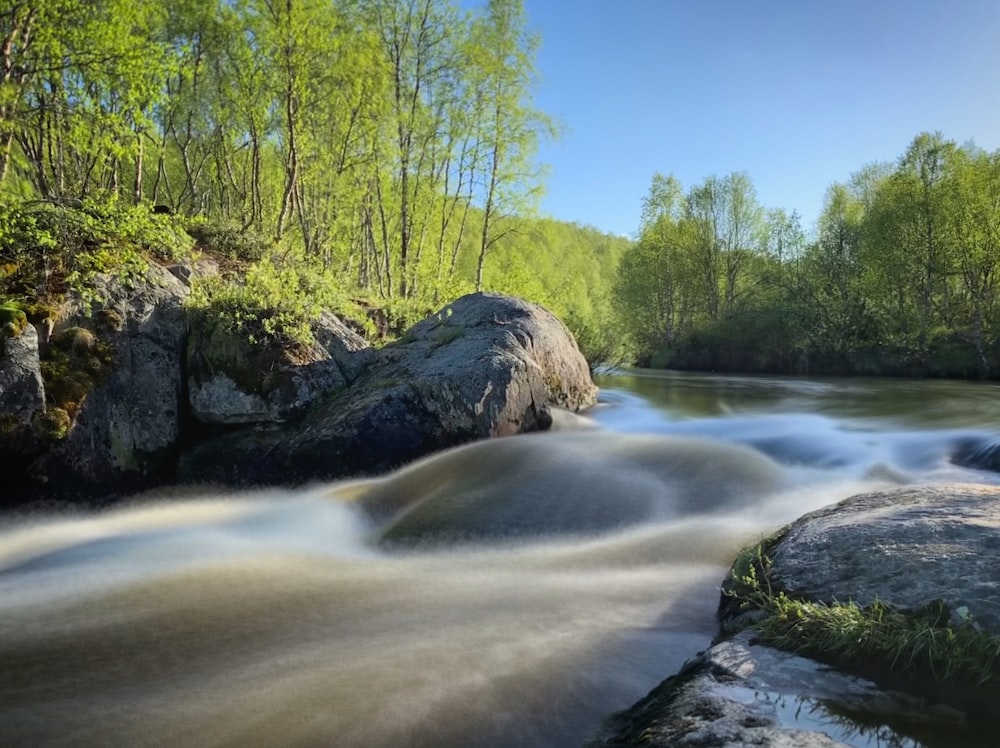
top-left (767, 484), bottom-right (1000, 633)
top-left (181, 292), bottom-right (598, 485)
top-left (165, 257), bottom-right (219, 287)
top-left (29, 264), bottom-right (189, 494)
top-left (0, 322), bottom-right (46, 466)
top-left (186, 309), bottom-right (373, 425)
top-left (950, 434), bottom-right (1000, 473)
top-left (592, 631), bottom-right (961, 747)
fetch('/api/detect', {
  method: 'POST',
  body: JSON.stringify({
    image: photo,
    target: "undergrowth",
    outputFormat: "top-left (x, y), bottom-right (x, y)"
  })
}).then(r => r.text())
top-left (0, 198), bottom-right (192, 307)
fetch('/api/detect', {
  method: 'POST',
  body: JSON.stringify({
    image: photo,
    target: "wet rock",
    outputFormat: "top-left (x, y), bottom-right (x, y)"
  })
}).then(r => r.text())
top-left (951, 435), bottom-right (1000, 473)
top-left (593, 631), bottom-right (963, 747)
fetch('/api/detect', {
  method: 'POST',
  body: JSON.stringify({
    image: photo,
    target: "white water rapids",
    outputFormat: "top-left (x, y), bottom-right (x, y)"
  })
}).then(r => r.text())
top-left (3, 374), bottom-right (999, 747)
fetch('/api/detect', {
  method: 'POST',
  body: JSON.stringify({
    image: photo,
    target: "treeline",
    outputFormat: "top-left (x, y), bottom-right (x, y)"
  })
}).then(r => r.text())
top-left (615, 132), bottom-right (1000, 379)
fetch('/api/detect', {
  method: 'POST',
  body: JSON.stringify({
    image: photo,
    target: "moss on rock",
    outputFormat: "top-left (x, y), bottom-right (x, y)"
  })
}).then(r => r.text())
top-left (39, 325), bottom-right (114, 422)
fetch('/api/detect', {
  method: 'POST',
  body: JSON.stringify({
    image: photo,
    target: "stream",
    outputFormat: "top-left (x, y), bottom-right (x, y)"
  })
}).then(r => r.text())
top-left (2, 369), bottom-right (999, 747)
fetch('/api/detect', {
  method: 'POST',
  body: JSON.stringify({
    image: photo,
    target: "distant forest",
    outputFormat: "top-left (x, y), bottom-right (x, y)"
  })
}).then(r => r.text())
top-left (616, 133), bottom-right (1000, 379)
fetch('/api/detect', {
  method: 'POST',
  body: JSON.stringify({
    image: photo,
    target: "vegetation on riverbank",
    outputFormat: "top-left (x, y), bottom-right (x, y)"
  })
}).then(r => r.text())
top-left (615, 133), bottom-right (1000, 379)
top-left (724, 538), bottom-right (1000, 711)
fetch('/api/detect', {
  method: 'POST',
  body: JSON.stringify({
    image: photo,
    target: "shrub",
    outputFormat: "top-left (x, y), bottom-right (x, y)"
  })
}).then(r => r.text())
top-left (0, 198), bottom-right (193, 305)
top-left (188, 256), bottom-right (353, 349)
top-left (185, 217), bottom-right (270, 262)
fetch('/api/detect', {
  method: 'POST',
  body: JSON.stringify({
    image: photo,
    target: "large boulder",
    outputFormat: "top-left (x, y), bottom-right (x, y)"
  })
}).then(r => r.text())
top-left (186, 310), bottom-right (373, 424)
top-left (181, 292), bottom-right (598, 485)
top-left (766, 484), bottom-right (1000, 633)
top-left (28, 264), bottom-right (189, 496)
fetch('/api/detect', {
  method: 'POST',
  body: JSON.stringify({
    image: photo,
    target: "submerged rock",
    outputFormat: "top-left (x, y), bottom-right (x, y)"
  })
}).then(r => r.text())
top-left (345, 431), bottom-right (783, 546)
top-left (182, 292), bottom-right (598, 485)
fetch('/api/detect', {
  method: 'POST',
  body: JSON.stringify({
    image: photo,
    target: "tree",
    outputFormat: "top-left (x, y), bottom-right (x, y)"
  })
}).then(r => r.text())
top-left (468, 0), bottom-right (551, 291)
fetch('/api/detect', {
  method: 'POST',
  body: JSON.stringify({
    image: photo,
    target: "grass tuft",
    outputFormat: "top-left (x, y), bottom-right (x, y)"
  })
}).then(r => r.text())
top-left (725, 541), bottom-right (1000, 690)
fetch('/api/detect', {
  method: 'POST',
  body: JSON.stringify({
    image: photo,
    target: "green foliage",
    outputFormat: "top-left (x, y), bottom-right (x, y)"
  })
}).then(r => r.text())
top-left (0, 200), bottom-right (192, 308)
top-left (185, 217), bottom-right (269, 262)
top-left (619, 133), bottom-right (1000, 379)
top-left (726, 542), bottom-right (1000, 691)
top-left (188, 255), bottom-right (351, 348)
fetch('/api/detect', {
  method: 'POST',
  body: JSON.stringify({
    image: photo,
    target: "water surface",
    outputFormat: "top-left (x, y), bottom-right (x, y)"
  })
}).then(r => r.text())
top-left (2, 370), bottom-right (998, 747)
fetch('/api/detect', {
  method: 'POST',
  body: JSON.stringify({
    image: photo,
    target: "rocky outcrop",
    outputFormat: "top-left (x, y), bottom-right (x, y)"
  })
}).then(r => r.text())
top-left (187, 310), bottom-right (373, 424)
top-left (27, 264), bottom-right (189, 495)
top-left (2, 286), bottom-right (597, 503)
top-left (767, 484), bottom-right (1000, 633)
top-left (594, 631), bottom-right (962, 747)
top-left (181, 292), bottom-right (598, 485)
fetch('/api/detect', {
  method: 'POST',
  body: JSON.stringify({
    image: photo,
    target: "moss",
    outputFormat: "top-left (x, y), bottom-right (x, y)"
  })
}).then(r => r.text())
top-left (0, 413), bottom-right (22, 437)
top-left (723, 540), bottom-right (1000, 698)
top-left (33, 407), bottom-right (71, 441)
top-left (0, 301), bottom-right (28, 338)
top-left (187, 311), bottom-right (289, 396)
top-left (430, 326), bottom-right (465, 347)
top-left (39, 325), bottom-right (114, 422)
top-left (96, 308), bottom-right (124, 331)
top-left (23, 302), bottom-right (57, 325)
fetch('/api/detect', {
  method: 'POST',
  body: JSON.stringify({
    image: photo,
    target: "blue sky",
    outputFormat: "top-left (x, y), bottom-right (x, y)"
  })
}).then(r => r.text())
top-left (508, 0), bottom-right (1000, 237)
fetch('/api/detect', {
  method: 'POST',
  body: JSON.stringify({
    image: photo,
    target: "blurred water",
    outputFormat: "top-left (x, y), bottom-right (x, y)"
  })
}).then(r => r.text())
top-left (1, 370), bottom-right (998, 747)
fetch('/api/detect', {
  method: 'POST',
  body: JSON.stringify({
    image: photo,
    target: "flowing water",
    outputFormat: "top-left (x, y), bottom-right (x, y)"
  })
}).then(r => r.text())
top-left (3, 370), bottom-right (1000, 747)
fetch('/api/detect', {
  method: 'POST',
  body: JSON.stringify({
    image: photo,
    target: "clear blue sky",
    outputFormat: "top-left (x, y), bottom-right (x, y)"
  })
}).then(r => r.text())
top-left (504, 0), bottom-right (1000, 237)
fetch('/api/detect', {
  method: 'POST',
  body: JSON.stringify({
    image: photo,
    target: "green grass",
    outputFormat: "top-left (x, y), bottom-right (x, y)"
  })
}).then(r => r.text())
top-left (725, 540), bottom-right (1000, 690)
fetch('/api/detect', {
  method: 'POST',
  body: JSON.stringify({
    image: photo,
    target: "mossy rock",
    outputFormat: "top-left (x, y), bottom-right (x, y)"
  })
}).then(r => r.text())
top-left (0, 302), bottom-right (28, 338)
top-left (187, 311), bottom-right (291, 397)
top-left (39, 326), bottom-right (114, 418)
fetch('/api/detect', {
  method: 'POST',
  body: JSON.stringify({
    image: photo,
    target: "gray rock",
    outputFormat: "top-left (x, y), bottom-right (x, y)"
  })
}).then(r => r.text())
top-left (186, 309), bottom-right (373, 425)
top-left (165, 257), bottom-right (219, 287)
top-left (34, 263), bottom-right (189, 489)
top-left (0, 323), bottom-right (46, 464)
top-left (181, 292), bottom-right (598, 485)
top-left (593, 631), bottom-right (961, 747)
top-left (0, 323), bottom-right (45, 423)
top-left (767, 484), bottom-right (1000, 633)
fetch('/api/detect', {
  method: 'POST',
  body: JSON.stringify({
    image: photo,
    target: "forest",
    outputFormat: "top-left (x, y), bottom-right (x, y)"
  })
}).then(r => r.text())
top-left (615, 133), bottom-right (1000, 379)
top-left (0, 0), bottom-right (627, 360)
top-left (3, 1), bottom-right (1000, 379)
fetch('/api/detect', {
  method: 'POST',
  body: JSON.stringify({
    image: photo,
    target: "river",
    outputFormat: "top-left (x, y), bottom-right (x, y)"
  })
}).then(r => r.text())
top-left (2, 370), bottom-right (999, 747)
